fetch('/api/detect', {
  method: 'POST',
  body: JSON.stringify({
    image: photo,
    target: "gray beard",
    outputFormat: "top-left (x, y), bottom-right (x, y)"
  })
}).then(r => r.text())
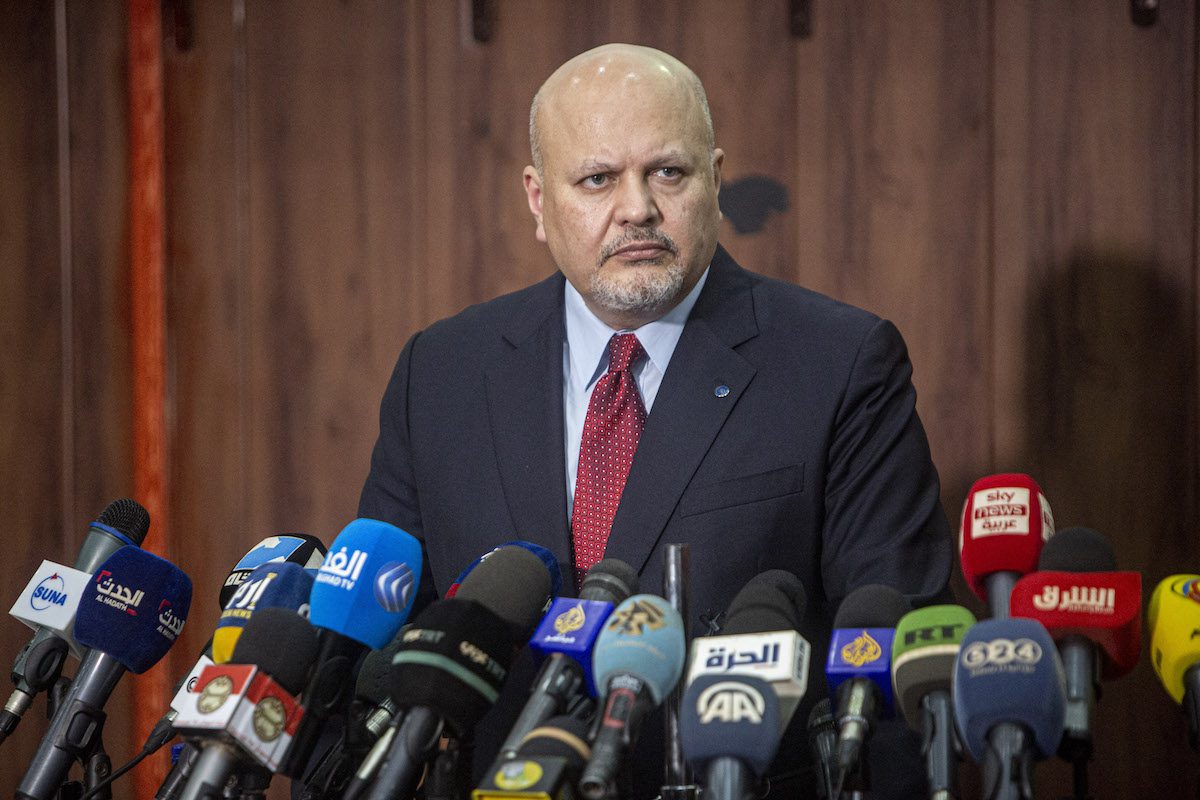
top-left (589, 260), bottom-right (687, 315)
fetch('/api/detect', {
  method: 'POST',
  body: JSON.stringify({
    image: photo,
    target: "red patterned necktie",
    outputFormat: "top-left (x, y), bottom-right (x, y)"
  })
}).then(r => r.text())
top-left (571, 333), bottom-right (648, 589)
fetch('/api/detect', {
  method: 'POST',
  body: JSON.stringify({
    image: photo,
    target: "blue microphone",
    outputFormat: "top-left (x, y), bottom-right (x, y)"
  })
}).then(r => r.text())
top-left (953, 617), bottom-right (1066, 800)
top-left (280, 518), bottom-right (423, 777)
top-left (17, 546), bottom-right (192, 800)
top-left (824, 585), bottom-right (911, 790)
top-left (495, 559), bottom-right (639, 765)
top-left (579, 594), bottom-right (686, 800)
top-left (212, 561), bottom-right (315, 663)
top-left (679, 673), bottom-right (782, 796)
top-left (218, 533), bottom-right (327, 609)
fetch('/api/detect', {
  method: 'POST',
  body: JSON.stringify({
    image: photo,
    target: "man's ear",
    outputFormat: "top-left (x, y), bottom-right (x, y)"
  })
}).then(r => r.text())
top-left (711, 148), bottom-right (725, 221)
top-left (523, 166), bottom-right (547, 243)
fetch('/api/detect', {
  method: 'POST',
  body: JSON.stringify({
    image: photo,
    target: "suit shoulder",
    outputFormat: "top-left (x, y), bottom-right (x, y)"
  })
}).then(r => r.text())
top-left (417, 272), bottom-right (561, 349)
top-left (747, 271), bottom-right (887, 343)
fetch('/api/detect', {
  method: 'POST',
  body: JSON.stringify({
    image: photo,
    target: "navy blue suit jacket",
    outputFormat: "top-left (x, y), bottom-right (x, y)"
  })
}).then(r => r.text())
top-left (359, 245), bottom-right (951, 796)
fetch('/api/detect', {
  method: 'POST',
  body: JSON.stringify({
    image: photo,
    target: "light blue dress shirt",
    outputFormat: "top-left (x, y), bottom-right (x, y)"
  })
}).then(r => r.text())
top-left (563, 268), bottom-right (710, 521)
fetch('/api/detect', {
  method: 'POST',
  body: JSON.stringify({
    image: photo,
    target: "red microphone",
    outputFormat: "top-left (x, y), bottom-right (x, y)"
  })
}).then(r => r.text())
top-left (1010, 570), bottom-right (1142, 679)
top-left (958, 473), bottom-right (1055, 616)
top-left (1009, 526), bottom-right (1139, 795)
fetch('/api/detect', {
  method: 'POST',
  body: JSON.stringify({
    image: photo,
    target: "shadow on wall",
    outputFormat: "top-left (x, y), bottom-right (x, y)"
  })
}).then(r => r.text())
top-left (1019, 248), bottom-right (1193, 795)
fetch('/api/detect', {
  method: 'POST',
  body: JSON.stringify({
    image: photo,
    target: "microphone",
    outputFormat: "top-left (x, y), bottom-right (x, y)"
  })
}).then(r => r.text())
top-left (1008, 526), bottom-right (1141, 787)
top-left (825, 584), bottom-right (911, 792)
top-left (445, 540), bottom-right (564, 601)
top-left (471, 715), bottom-right (592, 799)
top-left (212, 561), bottom-right (316, 663)
top-left (686, 570), bottom-right (811, 722)
top-left (219, 533), bottom-right (328, 610)
top-left (2, 499), bottom-right (150, 742)
top-left (807, 698), bottom-right (837, 799)
top-left (297, 628), bottom-right (408, 800)
top-left (681, 570), bottom-right (810, 800)
top-left (951, 618), bottom-right (1066, 800)
top-left (1147, 574), bottom-right (1200, 749)
top-left (959, 474), bottom-right (1054, 617)
top-left (578, 593), bottom-right (686, 800)
top-left (679, 674), bottom-right (780, 800)
top-left (170, 608), bottom-right (320, 799)
top-left (891, 604), bottom-right (977, 800)
top-left (17, 546), bottom-right (191, 800)
top-left (361, 544), bottom-right (555, 800)
top-left (497, 558), bottom-right (639, 761)
top-left (279, 518), bottom-right (423, 777)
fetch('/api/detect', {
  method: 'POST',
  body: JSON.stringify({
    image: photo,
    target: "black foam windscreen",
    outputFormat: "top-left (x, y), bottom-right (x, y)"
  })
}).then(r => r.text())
top-left (455, 545), bottom-right (553, 638)
top-left (96, 498), bottom-right (151, 544)
top-left (721, 584), bottom-right (799, 634)
top-left (230, 607), bottom-right (320, 695)
top-left (833, 584), bottom-right (912, 628)
top-left (1038, 526), bottom-right (1117, 572)
top-left (517, 714), bottom-right (592, 765)
top-left (581, 558), bottom-right (640, 606)
top-left (387, 598), bottom-right (518, 735)
top-left (357, 627), bottom-right (407, 705)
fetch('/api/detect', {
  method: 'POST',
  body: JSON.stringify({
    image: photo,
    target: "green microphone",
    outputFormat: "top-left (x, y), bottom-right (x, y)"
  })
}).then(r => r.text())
top-left (891, 605), bottom-right (977, 800)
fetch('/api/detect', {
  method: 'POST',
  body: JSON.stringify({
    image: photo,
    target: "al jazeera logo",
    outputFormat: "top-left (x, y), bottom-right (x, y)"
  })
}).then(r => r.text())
top-left (607, 599), bottom-right (666, 636)
top-left (840, 630), bottom-right (883, 668)
top-left (554, 603), bottom-right (587, 636)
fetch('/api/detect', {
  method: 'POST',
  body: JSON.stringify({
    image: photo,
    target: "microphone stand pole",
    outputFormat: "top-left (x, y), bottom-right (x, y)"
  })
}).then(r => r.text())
top-left (661, 544), bottom-right (697, 800)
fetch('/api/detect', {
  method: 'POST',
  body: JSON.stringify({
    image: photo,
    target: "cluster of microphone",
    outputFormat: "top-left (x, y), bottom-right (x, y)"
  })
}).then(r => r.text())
top-left (5, 475), bottom-right (1200, 800)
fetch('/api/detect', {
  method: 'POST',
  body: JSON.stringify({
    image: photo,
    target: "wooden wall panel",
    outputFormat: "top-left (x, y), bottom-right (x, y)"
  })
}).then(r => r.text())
top-left (0, 4), bottom-right (68, 787)
top-left (992, 1), bottom-right (1197, 796)
top-left (791, 1), bottom-right (994, 530)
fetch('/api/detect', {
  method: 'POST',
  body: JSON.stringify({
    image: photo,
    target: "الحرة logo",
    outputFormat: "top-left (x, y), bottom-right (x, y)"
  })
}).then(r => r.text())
top-left (606, 599), bottom-right (666, 636)
top-left (841, 630), bottom-right (882, 667)
top-left (554, 604), bottom-right (586, 635)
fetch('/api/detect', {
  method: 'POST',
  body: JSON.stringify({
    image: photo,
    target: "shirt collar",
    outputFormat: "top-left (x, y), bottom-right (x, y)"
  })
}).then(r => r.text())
top-left (564, 267), bottom-right (710, 389)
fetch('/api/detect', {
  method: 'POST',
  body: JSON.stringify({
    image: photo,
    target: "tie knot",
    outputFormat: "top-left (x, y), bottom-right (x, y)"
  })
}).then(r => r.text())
top-left (607, 333), bottom-right (645, 373)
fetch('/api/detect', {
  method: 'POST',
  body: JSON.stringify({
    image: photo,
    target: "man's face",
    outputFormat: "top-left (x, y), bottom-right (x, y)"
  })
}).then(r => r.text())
top-left (524, 68), bottom-right (723, 329)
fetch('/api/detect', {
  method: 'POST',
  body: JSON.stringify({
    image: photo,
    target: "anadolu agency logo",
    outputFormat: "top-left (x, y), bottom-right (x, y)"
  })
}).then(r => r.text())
top-left (31, 573), bottom-right (69, 611)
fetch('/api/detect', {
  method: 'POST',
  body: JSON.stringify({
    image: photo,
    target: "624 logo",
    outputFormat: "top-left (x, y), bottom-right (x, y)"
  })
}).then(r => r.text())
top-left (961, 637), bottom-right (1042, 676)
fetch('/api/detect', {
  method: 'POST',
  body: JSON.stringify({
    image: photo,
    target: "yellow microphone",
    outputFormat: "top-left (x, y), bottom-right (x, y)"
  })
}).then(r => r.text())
top-left (1147, 574), bottom-right (1200, 748)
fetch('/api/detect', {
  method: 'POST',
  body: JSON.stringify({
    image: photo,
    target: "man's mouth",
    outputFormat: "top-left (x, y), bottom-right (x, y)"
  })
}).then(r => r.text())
top-left (609, 242), bottom-right (670, 261)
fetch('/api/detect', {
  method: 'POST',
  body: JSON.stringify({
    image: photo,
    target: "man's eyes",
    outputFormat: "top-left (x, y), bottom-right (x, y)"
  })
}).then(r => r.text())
top-left (579, 167), bottom-right (683, 187)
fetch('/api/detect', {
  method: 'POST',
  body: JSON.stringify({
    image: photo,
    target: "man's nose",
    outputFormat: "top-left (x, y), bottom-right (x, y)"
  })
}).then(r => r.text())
top-left (614, 177), bottom-right (661, 227)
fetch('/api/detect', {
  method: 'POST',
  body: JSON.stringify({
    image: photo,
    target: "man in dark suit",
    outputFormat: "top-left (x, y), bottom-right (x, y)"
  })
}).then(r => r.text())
top-left (359, 43), bottom-right (951, 797)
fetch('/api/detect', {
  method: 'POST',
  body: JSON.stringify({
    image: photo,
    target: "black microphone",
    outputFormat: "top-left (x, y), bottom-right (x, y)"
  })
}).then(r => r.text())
top-left (496, 559), bottom-right (638, 763)
top-left (171, 608), bottom-right (320, 800)
top-left (807, 698), bottom-right (838, 799)
top-left (680, 571), bottom-right (812, 800)
top-left (472, 715), bottom-right (592, 798)
top-left (2, 499), bottom-right (149, 743)
top-left (17, 546), bottom-right (191, 800)
top-left (360, 545), bottom-right (554, 800)
top-left (825, 584), bottom-right (912, 794)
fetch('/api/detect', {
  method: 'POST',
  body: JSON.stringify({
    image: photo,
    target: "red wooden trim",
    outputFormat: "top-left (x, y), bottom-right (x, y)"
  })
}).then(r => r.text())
top-left (128, 0), bottom-right (171, 792)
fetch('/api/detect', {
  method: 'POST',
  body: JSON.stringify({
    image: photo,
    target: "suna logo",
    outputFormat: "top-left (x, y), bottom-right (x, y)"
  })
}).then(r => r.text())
top-left (31, 574), bottom-right (69, 612)
top-left (697, 681), bottom-right (766, 724)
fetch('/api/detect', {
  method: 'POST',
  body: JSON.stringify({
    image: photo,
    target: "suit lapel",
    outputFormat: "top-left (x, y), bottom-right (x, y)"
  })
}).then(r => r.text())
top-left (604, 248), bottom-right (760, 574)
top-left (484, 275), bottom-right (573, 580)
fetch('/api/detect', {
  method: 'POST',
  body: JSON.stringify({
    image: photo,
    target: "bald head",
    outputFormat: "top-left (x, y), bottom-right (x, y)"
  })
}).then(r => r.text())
top-left (529, 43), bottom-right (714, 175)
